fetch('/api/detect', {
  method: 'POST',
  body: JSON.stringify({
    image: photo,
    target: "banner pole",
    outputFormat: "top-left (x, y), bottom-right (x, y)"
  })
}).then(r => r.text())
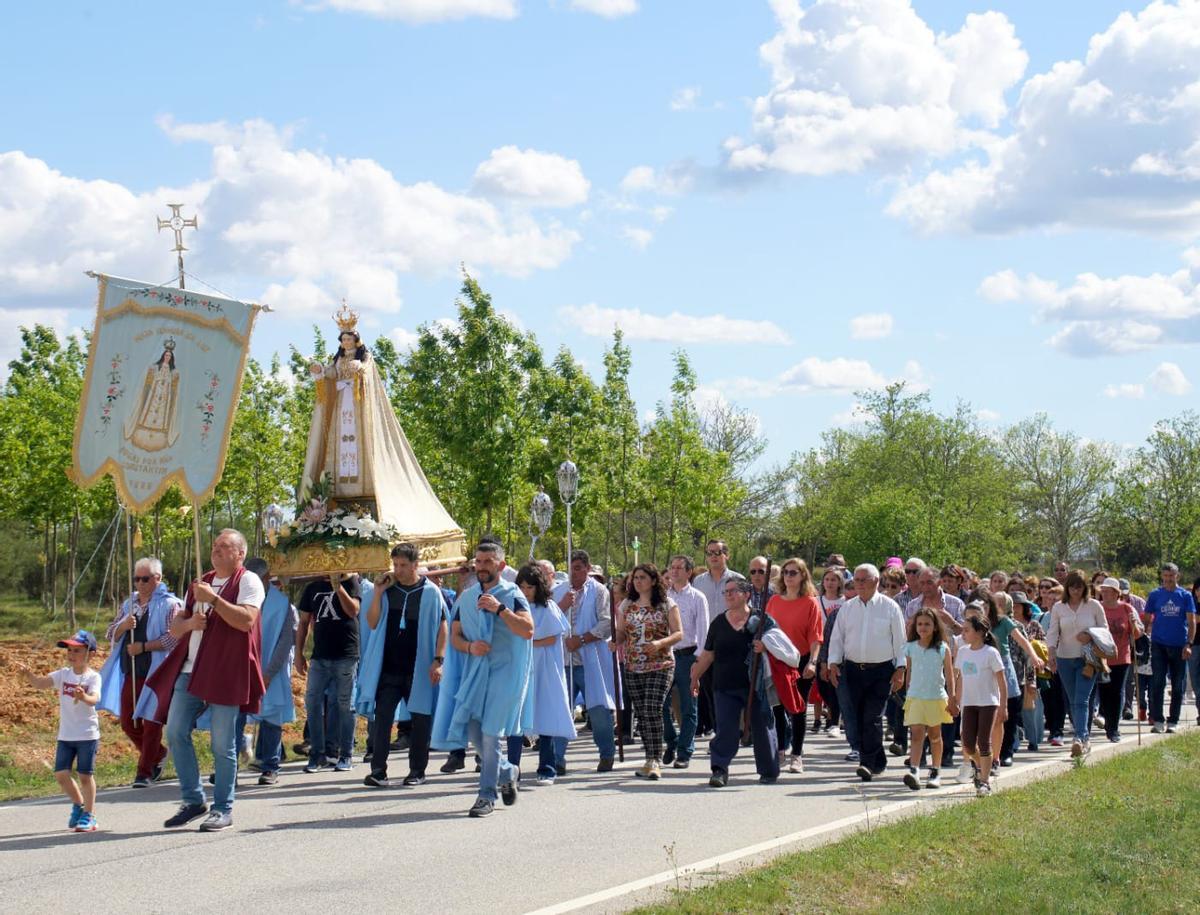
top-left (125, 508), bottom-right (139, 721)
top-left (192, 502), bottom-right (204, 583)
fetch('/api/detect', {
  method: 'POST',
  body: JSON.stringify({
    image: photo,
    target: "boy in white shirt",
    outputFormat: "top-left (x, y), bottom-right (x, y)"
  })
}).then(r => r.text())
top-left (22, 630), bottom-right (103, 832)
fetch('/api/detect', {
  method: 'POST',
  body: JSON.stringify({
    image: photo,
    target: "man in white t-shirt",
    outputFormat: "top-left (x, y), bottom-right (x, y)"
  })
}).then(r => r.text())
top-left (152, 528), bottom-right (265, 833)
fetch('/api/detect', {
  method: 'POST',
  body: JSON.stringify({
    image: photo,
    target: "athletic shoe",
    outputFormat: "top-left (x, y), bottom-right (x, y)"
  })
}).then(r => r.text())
top-left (334, 757), bottom-right (353, 772)
top-left (925, 770), bottom-right (941, 789)
top-left (258, 771), bottom-right (278, 786)
top-left (887, 742), bottom-right (905, 757)
top-left (1048, 737), bottom-right (1064, 748)
top-left (151, 762), bottom-right (165, 782)
top-left (976, 781), bottom-right (991, 797)
top-left (999, 756), bottom-right (1014, 768)
top-left (788, 755), bottom-right (804, 774)
top-left (662, 747), bottom-right (676, 766)
top-left (845, 751), bottom-right (860, 763)
top-left (535, 774), bottom-right (555, 786)
top-left (1151, 722), bottom-right (1166, 734)
top-left (164, 802), bottom-right (208, 828)
top-left (302, 761), bottom-right (323, 774)
top-left (68, 803), bottom-right (84, 829)
top-left (468, 798), bottom-right (494, 818)
top-left (199, 811), bottom-right (232, 832)
top-left (903, 767), bottom-right (920, 791)
top-left (74, 812), bottom-right (97, 833)
top-left (1108, 734), bottom-right (1122, 743)
top-left (1070, 740), bottom-right (1084, 758)
top-left (131, 776), bottom-right (151, 789)
top-left (855, 765), bottom-right (873, 782)
top-left (596, 758), bottom-right (614, 772)
top-left (500, 773), bottom-right (519, 806)
top-left (440, 756), bottom-right (466, 774)
top-left (363, 774), bottom-right (391, 788)
top-left (1166, 723), bottom-right (1178, 734)
top-left (827, 726), bottom-right (842, 739)
top-left (1093, 715), bottom-right (1105, 730)
top-left (673, 758), bottom-right (691, 769)
top-left (402, 774), bottom-right (426, 787)
top-left (708, 769), bottom-right (728, 788)
top-left (635, 762), bottom-right (654, 778)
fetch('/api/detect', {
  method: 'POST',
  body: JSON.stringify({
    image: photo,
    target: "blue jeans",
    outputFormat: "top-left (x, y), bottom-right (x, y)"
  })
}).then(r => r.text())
top-left (1022, 688), bottom-right (1044, 749)
top-left (836, 675), bottom-right (861, 752)
top-left (1056, 657), bottom-right (1094, 742)
top-left (305, 657), bottom-right (356, 762)
top-left (467, 719), bottom-right (514, 803)
top-left (1150, 642), bottom-right (1188, 725)
top-left (663, 650), bottom-right (698, 760)
top-left (234, 713), bottom-right (282, 772)
top-left (556, 666), bottom-right (616, 762)
top-left (165, 672), bottom-right (239, 814)
top-left (709, 688), bottom-right (778, 777)
top-left (1188, 646), bottom-right (1200, 715)
top-left (537, 737), bottom-right (557, 778)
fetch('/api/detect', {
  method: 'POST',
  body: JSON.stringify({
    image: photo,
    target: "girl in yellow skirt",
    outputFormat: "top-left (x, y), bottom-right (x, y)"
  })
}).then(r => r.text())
top-left (901, 607), bottom-right (957, 789)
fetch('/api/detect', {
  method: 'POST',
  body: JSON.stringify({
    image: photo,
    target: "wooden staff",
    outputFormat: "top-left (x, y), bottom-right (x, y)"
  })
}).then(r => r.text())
top-left (125, 508), bottom-right (139, 720)
top-left (611, 599), bottom-right (625, 763)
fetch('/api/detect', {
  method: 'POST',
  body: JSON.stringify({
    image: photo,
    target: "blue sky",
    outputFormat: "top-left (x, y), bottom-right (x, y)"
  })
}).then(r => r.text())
top-left (2, 0), bottom-right (1198, 470)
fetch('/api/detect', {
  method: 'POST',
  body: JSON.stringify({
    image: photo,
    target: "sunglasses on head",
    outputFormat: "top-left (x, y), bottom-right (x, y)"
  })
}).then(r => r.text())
top-left (134, 575), bottom-right (154, 583)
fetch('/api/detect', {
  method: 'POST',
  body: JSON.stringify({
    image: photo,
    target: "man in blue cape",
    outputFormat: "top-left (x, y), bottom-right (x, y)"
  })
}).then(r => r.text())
top-left (433, 540), bottom-right (534, 818)
top-left (357, 542), bottom-right (449, 787)
top-left (244, 557), bottom-right (297, 786)
top-left (552, 549), bottom-right (617, 771)
top-left (99, 556), bottom-right (183, 787)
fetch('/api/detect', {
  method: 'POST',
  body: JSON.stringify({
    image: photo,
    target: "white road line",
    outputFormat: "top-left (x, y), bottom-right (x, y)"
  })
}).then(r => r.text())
top-left (524, 728), bottom-right (1182, 915)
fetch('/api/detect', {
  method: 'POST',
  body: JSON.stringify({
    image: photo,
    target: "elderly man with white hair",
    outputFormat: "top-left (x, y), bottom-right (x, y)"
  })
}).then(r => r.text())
top-left (98, 556), bottom-right (183, 787)
top-left (828, 563), bottom-right (906, 782)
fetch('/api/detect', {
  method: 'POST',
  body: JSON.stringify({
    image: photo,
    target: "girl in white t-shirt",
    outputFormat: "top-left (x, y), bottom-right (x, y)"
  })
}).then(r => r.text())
top-left (22, 630), bottom-right (103, 832)
top-left (954, 616), bottom-right (1006, 797)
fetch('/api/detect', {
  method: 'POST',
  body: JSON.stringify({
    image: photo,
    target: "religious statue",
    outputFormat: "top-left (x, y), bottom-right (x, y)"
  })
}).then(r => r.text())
top-left (123, 338), bottom-right (181, 452)
top-left (295, 303), bottom-right (464, 568)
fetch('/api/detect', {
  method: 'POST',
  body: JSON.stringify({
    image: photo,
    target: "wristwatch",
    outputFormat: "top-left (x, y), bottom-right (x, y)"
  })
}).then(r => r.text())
top-left (433, 656), bottom-right (444, 664)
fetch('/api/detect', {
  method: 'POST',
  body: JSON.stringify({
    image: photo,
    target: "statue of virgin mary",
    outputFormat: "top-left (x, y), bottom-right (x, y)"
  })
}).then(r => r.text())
top-left (300, 304), bottom-right (464, 564)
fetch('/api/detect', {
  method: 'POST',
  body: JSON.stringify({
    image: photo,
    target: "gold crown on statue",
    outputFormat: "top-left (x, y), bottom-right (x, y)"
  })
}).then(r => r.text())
top-left (334, 300), bottom-right (359, 334)
top-left (163, 337), bottom-right (177, 351)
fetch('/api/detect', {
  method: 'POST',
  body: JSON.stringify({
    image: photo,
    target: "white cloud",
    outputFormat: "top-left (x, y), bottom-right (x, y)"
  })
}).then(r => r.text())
top-left (560, 303), bottom-right (792, 344)
top-left (830, 404), bottom-right (870, 428)
top-left (388, 326), bottom-right (420, 351)
top-left (890, 2), bottom-right (1200, 234)
top-left (718, 355), bottom-right (925, 399)
top-left (670, 86), bottom-right (702, 111)
top-left (1150, 361), bottom-right (1192, 395)
top-left (726, 1), bottom-right (1027, 175)
top-left (978, 250), bottom-right (1200, 355)
top-left (849, 312), bottom-right (894, 340)
top-left (472, 145), bottom-right (590, 207)
top-left (618, 163), bottom-right (695, 196)
top-left (621, 226), bottom-right (653, 250)
top-left (0, 308), bottom-right (73, 381)
top-left (305, 0), bottom-right (518, 23)
top-left (975, 408), bottom-right (1001, 423)
top-left (0, 118), bottom-right (581, 315)
top-left (570, 0), bottom-right (637, 18)
top-left (1104, 383), bottom-right (1145, 399)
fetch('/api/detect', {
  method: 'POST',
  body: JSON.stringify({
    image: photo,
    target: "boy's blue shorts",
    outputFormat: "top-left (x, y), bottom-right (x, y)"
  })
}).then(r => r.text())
top-left (54, 739), bottom-right (98, 775)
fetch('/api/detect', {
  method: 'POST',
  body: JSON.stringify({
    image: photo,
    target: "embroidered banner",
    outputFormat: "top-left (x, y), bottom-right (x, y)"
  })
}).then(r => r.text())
top-left (71, 274), bottom-right (262, 511)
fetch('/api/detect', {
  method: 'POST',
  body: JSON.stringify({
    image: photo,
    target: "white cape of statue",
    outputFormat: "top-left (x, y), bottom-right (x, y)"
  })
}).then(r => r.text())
top-left (301, 351), bottom-right (463, 553)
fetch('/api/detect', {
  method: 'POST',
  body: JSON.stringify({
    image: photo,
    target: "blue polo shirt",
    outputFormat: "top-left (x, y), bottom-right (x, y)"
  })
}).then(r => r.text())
top-left (1144, 586), bottom-right (1196, 647)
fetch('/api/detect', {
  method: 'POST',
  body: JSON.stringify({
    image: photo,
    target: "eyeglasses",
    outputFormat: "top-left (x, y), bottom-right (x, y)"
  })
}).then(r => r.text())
top-left (749, 569), bottom-right (766, 576)
top-left (705, 549), bottom-right (726, 557)
top-left (133, 575), bottom-right (155, 583)
top-left (904, 568), bottom-right (919, 575)
top-left (722, 588), bottom-right (741, 596)
top-left (783, 569), bottom-right (801, 577)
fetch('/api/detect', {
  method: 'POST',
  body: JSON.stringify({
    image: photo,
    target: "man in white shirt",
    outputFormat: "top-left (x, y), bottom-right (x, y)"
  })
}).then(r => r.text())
top-left (662, 554), bottom-right (710, 768)
top-left (829, 563), bottom-right (906, 781)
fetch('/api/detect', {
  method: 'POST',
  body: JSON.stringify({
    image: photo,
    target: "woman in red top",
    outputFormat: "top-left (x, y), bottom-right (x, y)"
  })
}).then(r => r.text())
top-left (766, 558), bottom-right (823, 772)
top-left (1097, 577), bottom-right (1143, 743)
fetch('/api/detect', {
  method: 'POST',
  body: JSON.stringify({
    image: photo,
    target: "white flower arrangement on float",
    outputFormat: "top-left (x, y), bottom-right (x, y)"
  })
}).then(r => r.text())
top-left (271, 474), bottom-right (397, 551)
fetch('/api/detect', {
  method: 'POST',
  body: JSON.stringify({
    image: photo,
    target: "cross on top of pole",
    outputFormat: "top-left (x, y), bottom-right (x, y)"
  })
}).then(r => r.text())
top-left (157, 203), bottom-right (198, 254)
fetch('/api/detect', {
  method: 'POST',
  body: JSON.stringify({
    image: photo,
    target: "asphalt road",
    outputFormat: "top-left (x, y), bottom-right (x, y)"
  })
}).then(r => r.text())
top-left (1, 708), bottom-right (1194, 915)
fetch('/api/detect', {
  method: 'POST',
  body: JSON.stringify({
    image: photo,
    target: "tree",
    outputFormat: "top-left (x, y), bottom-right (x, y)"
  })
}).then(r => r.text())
top-left (1001, 414), bottom-right (1114, 563)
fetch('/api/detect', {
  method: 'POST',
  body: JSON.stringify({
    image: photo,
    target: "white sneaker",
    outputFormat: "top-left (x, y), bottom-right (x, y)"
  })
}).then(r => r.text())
top-left (788, 754), bottom-right (804, 774)
top-left (1151, 722), bottom-right (1166, 734)
top-left (827, 726), bottom-right (842, 739)
top-left (976, 781), bottom-right (991, 797)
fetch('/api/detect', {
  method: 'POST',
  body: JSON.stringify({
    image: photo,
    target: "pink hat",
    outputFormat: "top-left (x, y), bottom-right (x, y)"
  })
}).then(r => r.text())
top-left (884, 557), bottom-right (904, 568)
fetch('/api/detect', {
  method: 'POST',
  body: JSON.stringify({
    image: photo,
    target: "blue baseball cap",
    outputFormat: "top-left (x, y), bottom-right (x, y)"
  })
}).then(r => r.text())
top-left (57, 629), bottom-right (97, 651)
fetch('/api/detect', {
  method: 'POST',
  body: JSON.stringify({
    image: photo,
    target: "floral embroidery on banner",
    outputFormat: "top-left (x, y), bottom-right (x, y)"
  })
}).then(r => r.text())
top-left (98, 353), bottom-right (127, 431)
top-left (197, 370), bottom-right (220, 445)
top-left (140, 288), bottom-right (224, 314)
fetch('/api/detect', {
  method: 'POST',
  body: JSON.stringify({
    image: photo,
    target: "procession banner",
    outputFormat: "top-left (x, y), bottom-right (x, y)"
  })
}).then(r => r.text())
top-left (71, 274), bottom-right (262, 511)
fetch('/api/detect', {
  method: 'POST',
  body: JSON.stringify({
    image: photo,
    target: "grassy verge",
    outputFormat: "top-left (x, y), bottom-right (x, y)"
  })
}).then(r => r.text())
top-left (636, 731), bottom-right (1200, 915)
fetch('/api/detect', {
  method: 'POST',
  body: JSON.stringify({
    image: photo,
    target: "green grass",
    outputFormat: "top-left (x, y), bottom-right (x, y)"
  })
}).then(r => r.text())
top-left (637, 732), bottom-right (1200, 915)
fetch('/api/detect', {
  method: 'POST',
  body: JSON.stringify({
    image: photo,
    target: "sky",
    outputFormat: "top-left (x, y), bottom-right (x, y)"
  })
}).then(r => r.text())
top-left (2, 0), bottom-right (1198, 470)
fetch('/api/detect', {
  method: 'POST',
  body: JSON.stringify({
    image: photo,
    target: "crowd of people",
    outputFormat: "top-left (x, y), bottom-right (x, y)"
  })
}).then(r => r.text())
top-left (23, 531), bottom-right (1199, 833)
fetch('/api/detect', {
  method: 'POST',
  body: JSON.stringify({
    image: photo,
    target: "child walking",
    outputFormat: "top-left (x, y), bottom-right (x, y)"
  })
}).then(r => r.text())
top-left (902, 607), bottom-right (956, 790)
top-left (954, 616), bottom-right (1007, 797)
top-left (23, 630), bottom-right (103, 831)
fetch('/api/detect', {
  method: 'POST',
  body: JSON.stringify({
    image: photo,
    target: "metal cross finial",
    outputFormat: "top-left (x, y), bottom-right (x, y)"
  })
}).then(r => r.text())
top-left (156, 203), bottom-right (198, 288)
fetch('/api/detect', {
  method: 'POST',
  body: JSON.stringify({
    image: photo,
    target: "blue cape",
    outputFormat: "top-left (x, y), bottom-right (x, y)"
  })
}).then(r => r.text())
top-left (354, 578), bottom-right (446, 719)
top-left (98, 583), bottom-right (180, 720)
top-left (432, 580), bottom-right (533, 746)
top-left (552, 579), bottom-right (616, 710)
top-left (249, 585), bottom-right (296, 725)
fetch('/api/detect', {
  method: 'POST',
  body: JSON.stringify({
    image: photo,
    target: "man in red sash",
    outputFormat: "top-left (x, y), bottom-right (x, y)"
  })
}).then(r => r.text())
top-left (146, 528), bottom-right (264, 832)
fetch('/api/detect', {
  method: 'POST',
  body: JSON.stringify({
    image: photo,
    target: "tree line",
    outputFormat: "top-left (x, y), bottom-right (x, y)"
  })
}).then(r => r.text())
top-left (2, 273), bottom-right (1199, 627)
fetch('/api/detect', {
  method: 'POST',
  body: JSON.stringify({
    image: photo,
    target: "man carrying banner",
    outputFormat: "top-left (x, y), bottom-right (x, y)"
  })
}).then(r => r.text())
top-left (146, 528), bottom-right (265, 832)
top-left (98, 557), bottom-right (182, 787)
